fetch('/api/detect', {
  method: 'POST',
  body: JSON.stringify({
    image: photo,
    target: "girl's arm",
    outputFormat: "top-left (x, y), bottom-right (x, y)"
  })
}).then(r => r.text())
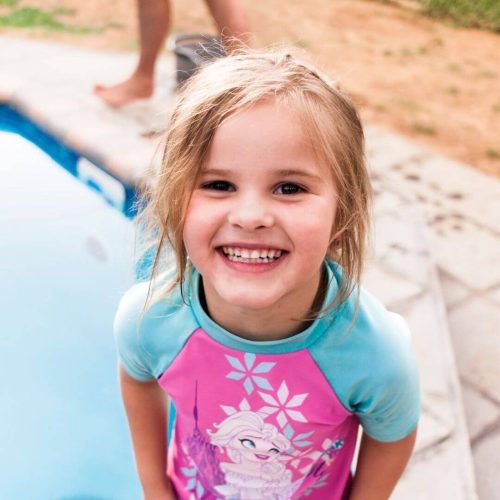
top-left (120, 365), bottom-right (176, 500)
top-left (349, 427), bottom-right (417, 500)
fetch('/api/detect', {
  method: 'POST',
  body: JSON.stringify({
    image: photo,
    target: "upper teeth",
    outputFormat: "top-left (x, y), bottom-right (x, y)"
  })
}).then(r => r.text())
top-left (222, 247), bottom-right (282, 260)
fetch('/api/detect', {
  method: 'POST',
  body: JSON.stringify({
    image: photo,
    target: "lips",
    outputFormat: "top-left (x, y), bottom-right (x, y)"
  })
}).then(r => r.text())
top-left (220, 246), bottom-right (285, 264)
top-left (254, 453), bottom-right (270, 460)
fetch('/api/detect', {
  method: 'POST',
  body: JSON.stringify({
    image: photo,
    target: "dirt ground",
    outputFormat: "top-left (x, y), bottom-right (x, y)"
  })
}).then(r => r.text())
top-left (2, 0), bottom-right (500, 177)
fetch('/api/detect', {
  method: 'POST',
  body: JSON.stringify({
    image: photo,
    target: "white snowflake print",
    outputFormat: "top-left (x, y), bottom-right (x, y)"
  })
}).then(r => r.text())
top-left (283, 423), bottom-right (314, 451)
top-left (225, 353), bottom-right (276, 395)
top-left (220, 397), bottom-right (252, 416)
top-left (181, 466), bottom-right (205, 498)
top-left (258, 381), bottom-right (308, 428)
top-left (180, 447), bottom-right (205, 499)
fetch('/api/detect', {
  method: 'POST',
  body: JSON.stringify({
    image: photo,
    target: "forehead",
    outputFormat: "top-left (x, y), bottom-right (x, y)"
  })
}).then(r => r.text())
top-left (204, 98), bottom-right (323, 173)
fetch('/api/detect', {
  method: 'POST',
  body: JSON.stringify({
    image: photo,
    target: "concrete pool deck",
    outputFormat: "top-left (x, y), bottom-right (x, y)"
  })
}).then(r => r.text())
top-left (2, 36), bottom-right (499, 499)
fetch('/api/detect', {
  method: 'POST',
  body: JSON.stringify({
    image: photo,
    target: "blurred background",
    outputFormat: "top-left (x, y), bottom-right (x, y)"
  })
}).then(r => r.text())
top-left (1, 0), bottom-right (499, 176)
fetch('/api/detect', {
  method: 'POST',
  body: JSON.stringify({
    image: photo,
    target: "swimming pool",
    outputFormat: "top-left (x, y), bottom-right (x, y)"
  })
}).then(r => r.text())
top-left (0, 104), bottom-right (142, 498)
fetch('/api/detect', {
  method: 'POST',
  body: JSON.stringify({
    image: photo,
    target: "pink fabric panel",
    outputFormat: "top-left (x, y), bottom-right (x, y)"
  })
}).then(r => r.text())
top-left (159, 328), bottom-right (358, 499)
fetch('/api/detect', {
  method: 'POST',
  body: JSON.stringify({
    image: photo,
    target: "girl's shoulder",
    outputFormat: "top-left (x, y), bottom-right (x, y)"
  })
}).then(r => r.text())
top-left (113, 276), bottom-right (199, 381)
top-left (325, 260), bottom-right (412, 351)
top-left (311, 274), bottom-right (420, 442)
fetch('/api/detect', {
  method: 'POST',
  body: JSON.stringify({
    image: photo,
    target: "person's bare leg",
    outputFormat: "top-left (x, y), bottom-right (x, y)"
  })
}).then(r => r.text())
top-left (94, 0), bottom-right (171, 107)
top-left (204, 0), bottom-right (250, 53)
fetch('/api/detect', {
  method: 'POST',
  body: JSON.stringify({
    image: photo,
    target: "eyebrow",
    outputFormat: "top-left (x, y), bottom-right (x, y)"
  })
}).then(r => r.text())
top-left (201, 167), bottom-right (322, 181)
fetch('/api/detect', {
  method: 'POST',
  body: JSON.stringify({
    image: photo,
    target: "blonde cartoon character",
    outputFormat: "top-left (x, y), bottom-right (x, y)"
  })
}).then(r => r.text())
top-left (208, 411), bottom-right (294, 499)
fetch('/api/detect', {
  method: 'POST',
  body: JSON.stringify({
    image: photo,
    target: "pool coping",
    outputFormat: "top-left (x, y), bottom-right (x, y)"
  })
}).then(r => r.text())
top-left (1, 99), bottom-right (139, 216)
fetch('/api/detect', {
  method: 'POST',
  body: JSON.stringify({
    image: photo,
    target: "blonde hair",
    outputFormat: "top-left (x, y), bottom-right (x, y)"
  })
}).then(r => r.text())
top-left (139, 48), bottom-right (371, 313)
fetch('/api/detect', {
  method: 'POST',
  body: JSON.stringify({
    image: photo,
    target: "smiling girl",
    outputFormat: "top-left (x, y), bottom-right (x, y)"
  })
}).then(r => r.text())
top-left (114, 49), bottom-right (420, 499)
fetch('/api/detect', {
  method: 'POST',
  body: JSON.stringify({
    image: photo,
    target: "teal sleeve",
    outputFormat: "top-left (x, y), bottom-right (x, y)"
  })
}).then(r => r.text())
top-left (310, 289), bottom-right (420, 443)
top-left (352, 312), bottom-right (420, 441)
top-left (114, 278), bottom-right (201, 382)
top-left (113, 281), bottom-right (156, 381)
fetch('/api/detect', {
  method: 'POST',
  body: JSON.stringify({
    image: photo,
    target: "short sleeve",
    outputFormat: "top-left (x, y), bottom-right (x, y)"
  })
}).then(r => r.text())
top-left (355, 313), bottom-right (420, 442)
top-left (113, 282), bottom-right (156, 381)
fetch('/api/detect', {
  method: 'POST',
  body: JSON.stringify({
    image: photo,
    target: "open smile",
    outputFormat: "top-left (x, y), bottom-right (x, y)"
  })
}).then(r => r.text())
top-left (219, 246), bottom-right (286, 264)
top-left (254, 453), bottom-right (270, 460)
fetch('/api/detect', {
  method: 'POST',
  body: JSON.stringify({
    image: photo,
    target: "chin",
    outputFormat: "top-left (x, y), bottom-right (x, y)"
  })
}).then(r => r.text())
top-left (220, 290), bottom-right (281, 311)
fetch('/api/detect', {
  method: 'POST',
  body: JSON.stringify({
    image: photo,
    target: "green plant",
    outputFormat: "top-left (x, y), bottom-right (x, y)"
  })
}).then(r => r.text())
top-left (52, 7), bottom-right (76, 16)
top-left (423, 0), bottom-right (500, 32)
top-left (486, 148), bottom-right (500, 159)
top-left (411, 122), bottom-right (437, 135)
top-left (478, 69), bottom-right (497, 79)
top-left (294, 38), bottom-right (311, 49)
top-left (395, 98), bottom-right (421, 112)
top-left (0, 6), bottom-right (101, 33)
top-left (0, 0), bottom-right (19, 6)
top-left (448, 62), bottom-right (462, 73)
top-left (0, 7), bottom-right (64, 29)
top-left (447, 86), bottom-right (460, 95)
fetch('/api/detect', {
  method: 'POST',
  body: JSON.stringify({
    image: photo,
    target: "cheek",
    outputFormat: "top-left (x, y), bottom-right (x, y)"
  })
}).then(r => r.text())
top-left (289, 197), bottom-right (337, 246)
top-left (182, 200), bottom-right (213, 250)
top-left (297, 219), bottom-right (335, 257)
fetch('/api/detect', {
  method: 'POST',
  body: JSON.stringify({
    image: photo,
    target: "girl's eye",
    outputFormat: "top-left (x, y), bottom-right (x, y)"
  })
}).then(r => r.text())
top-left (202, 180), bottom-right (235, 192)
top-left (268, 447), bottom-right (280, 454)
top-left (239, 439), bottom-right (256, 449)
top-left (275, 183), bottom-right (305, 195)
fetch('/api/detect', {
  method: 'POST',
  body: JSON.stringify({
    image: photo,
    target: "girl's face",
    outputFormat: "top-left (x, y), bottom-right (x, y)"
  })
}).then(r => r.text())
top-left (183, 98), bottom-right (337, 336)
top-left (233, 433), bottom-right (283, 464)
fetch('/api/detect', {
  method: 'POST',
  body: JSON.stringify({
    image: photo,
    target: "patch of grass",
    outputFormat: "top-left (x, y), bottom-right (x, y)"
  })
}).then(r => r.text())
top-left (0, 6), bottom-right (103, 34)
top-left (0, 0), bottom-right (18, 6)
top-left (395, 98), bottom-right (421, 112)
top-left (105, 21), bottom-right (124, 30)
top-left (170, 25), bottom-right (183, 35)
top-left (411, 122), bottom-right (438, 135)
top-left (293, 39), bottom-right (311, 49)
top-left (0, 7), bottom-right (65, 29)
top-left (423, 0), bottom-right (500, 32)
top-left (52, 7), bottom-right (76, 16)
top-left (125, 38), bottom-right (139, 50)
top-left (447, 62), bottom-right (462, 73)
top-left (400, 47), bottom-right (414, 57)
top-left (477, 69), bottom-right (497, 79)
top-left (486, 148), bottom-right (500, 159)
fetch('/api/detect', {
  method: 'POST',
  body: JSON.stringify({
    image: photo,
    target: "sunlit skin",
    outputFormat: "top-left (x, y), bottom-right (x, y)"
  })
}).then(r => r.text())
top-left (183, 99), bottom-right (338, 341)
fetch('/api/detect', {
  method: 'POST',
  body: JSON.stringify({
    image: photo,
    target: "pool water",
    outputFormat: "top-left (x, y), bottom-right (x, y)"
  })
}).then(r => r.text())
top-left (0, 110), bottom-right (142, 498)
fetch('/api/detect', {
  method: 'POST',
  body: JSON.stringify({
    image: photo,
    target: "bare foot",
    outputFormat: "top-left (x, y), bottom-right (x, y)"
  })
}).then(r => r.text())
top-left (93, 73), bottom-right (154, 107)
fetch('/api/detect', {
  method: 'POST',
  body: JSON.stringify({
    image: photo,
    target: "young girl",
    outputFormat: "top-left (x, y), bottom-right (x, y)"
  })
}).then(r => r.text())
top-left (114, 49), bottom-right (420, 500)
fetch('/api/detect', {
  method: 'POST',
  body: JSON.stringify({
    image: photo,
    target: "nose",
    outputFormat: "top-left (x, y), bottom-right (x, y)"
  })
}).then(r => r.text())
top-left (227, 192), bottom-right (275, 230)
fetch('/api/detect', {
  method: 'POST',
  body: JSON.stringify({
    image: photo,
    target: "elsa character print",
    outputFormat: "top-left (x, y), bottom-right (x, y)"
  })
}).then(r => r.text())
top-left (208, 411), bottom-right (294, 499)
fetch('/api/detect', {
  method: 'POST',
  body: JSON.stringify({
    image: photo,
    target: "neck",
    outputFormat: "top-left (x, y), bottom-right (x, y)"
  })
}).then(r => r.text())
top-left (201, 267), bottom-right (328, 342)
